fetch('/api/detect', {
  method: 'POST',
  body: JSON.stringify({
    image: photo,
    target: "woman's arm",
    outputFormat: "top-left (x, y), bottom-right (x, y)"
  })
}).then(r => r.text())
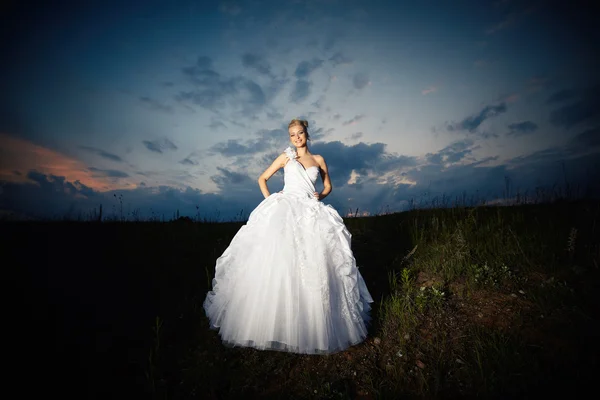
top-left (257, 153), bottom-right (287, 199)
top-left (315, 155), bottom-right (332, 200)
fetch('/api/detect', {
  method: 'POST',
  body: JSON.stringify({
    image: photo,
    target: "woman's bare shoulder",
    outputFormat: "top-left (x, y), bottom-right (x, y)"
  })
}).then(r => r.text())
top-left (312, 154), bottom-right (326, 163)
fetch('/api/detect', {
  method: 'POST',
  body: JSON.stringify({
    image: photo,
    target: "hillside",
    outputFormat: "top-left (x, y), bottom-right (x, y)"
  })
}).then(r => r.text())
top-left (3, 199), bottom-right (599, 399)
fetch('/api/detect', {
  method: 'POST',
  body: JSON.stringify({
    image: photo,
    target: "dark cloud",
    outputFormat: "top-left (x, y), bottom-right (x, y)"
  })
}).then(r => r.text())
top-left (353, 73), bottom-right (370, 90)
top-left (242, 53), bottom-right (273, 77)
top-left (425, 140), bottom-right (477, 164)
top-left (447, 103), bottom-right (507, 133)
top-left (143, 138), bottom-right (177, 153)
top-left (506, 142), bottom-right (600, 196)
top-left (210, 167), bottom-right (258, 198)
top-left (323, 36), bottom-right (336, 51)
top-left (546, 88), bottom-right (577, 104)
top-left (209, 119), bottom-right (227, 130)
top-left (178, 55), bottom-right (274, 115)
top-left (0, 101), bottom-right (35, 141)
top-left (329, 52), bottom-right (352, 66)
top-left (550, 101), bottom-right (600, 129)
top-left (219, 2), bottom-right (242, 16)
top-left (0, 171), bottom-right (99, 219)
top-left (308, 127), bottom-right (326, 141)
top-left (294, 58), bottom-right (324, 79)
top-left (3, 141), bottom-right (599, 222)
top-left (485, 1), bottom-right (538, 36)
top-left (311, 95), bottom-right (325, 109)
top-left (507, 120), bottom-right (538, 136)
top-left (571, 126), bottom-right (600, 149)
top-left (209, 128), bottom-right (288, 158)
top-left (290, 80), bottom-right (311, 103)
top-left (349, 132), bottom-right (363, 140)
top-left (210, 139), bottom-right (265, 157)
top-left (549, 84), bottom-right (600, 129)
top-left (139, 96), bottom-right (173, 113)
top-left (266, 109), bottom-right (284, 120)
top-left (0, 169), bottom-right (265, 221)
top-left (195, 55), bottom-right (213, 70)
top-left (78, 146), bottom-right (123, 162)
top-left (342, 114), bottom-right (365, 126)
top-left (309, 141), bottom-right (417, 189)
top-left (88, 167), bottom-right (129, 178)
top-left (179, 157), bottom-right (198, 166)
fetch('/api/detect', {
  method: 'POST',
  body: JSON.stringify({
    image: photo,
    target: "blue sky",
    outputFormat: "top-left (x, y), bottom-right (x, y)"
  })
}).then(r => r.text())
top-left (1, 0), bottom-right (599, 220)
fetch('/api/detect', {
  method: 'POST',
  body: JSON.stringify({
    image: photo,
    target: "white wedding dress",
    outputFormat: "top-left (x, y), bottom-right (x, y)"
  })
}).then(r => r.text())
top-left (203, 147), bottom-right (373, 354)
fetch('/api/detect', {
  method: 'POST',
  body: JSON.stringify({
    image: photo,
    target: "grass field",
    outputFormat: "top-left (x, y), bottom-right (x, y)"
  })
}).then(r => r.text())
top-left (4, 198), bottom-right (599, 399)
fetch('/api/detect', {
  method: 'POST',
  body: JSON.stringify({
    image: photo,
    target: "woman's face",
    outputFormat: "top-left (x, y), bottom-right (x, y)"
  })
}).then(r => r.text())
top-left (289, 125), bottom-right (308, 148)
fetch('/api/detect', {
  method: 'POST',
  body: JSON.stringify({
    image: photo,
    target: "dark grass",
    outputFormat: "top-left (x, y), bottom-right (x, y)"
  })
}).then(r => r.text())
top-left (3, 198), bottom-right (600, 399)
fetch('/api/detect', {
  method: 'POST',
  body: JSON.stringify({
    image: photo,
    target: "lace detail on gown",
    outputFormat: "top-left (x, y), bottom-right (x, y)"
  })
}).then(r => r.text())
top-left (203, 146), bottom-right (373, 354)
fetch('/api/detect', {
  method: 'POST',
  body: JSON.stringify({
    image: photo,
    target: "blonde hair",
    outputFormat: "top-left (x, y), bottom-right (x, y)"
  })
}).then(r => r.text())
top-left (288, 119), bottom-right (310, 140)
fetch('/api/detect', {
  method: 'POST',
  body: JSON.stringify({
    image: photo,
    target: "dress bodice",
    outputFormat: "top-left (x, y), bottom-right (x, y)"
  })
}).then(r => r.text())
top-left (282, 147), bottom-right (320, 199)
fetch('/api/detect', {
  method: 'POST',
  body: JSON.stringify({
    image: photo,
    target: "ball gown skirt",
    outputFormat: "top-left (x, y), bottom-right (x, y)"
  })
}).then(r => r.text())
top-left (203, 147), bottom-right (373, 354)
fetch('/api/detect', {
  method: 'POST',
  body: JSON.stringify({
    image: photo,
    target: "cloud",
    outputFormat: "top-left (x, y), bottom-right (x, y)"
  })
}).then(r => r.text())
top-left (329, 52), bottom-right (352, 66)
top-left (179, 156), bottom-right (199, 166)
top-left (209, 119), bottom-right (227, 130)
top-left (425, 139), bottom-right (477, 165)
top-left (211, 167), bottom-right (253, 186)
top-left (139, 96), bottom-right (173, 113)
top-left (177, 55), bottom-right (271, 114)
top-left (194, 55), bottom-right (213, 70)
top-left (349, 132), bottom-right (363, 140)
top-left (546, 88), bottom-right (577, 104)
top-left (0, 171), bottom-right (100, 219)
top-left (308, 141), bottom-right (417, 189)
top-left (421, 86), bottom-right (438, 95)
top-left (88, 167), bottom-right (129, 178)
top-left (294, 58), bottom-right (324, 79)
top-left (143, 138), bottom-right (178, 153)
top-left (290, 79), bottom-right (311, 103)
top-left (209, 128), bottom-right (288, 159)
top-left (507, 121), bottom-right (538, 136)
top-left (485, 3), bottom-right (537, 35)
top-left (0, 171), bottom-right (263, 221)
top-left (219, 2), bottom-right (242, 16)
top-left (550, 100), bottom-right (599, 129)
top-left (506, 143), bottom-right (600, 193)
top-left (353, 73), bottom-right (370, 90)
top-left (308, 127), bottom-right (327, 141)
top-left (210, 139), bottom-right (266, 157)
top-left (447, 103), bottom-right (507, 133)
top-left (526, 76), bottom-right (549, 93)
top-left (0, 134), bottom-right (135, 191)
top-left (78, 145), bottom-right (123, 162)
top-left (342, 114), bottom-right (365, 126)
top-left (485, 14), bottom-right (516, 35)
top-left (242, 53), bottom-right (273, 77)
top-left (571, 126), bottom-right (600, 149)
top-left (210, 167), bottom-right (259, 198)
top-left (549, 84), bottom-right (600, 129)
top-left (3, 139), bottom-right (599, 222)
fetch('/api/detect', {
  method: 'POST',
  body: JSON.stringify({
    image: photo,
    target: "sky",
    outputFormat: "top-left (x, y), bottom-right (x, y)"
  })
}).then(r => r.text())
top-left (1, 0), bottom-right (599, 220)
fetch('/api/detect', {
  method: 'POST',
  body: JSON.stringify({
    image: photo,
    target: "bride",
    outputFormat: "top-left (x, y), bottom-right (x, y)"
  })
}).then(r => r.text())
top-left (203, 119), bottom-right (373, 354)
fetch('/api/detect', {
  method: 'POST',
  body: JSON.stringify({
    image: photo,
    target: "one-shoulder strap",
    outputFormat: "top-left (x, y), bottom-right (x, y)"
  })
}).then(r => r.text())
top-left (284, 146), bottom-right (297, 160)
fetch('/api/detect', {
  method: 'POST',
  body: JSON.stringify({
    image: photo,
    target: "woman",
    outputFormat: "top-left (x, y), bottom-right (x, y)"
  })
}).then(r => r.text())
top-left (203, 119), bottom-right (373, 354)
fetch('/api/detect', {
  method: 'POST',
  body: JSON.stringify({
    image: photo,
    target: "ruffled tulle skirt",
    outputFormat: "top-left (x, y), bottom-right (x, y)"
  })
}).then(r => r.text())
top-left (203, 192), bottom-right (373, 354)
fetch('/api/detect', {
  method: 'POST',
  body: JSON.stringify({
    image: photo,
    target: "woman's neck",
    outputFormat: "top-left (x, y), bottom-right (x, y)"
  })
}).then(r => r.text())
top-left (296, 146), bottom-right (309, 157)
